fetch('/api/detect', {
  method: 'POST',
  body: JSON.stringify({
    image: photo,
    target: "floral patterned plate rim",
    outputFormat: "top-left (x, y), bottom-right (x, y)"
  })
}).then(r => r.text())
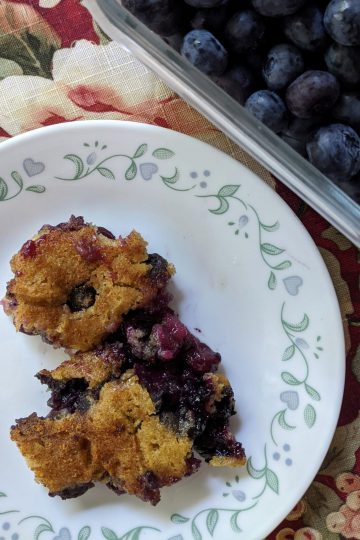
top-left (0, 120), bottom-right (345, 540)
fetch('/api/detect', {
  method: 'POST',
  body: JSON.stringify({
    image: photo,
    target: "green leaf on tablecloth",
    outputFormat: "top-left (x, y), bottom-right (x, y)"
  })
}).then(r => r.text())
top-left (303, 481), bottom-right (342, 540)
top-left (0, 57), bottom-right (22, 80)
top-left (0, 3), bottom-right (61, 78)
top-left (321, 226), bottom-right (353, 251)
top-left (320, 413), bottom-right (360, 476)
top-left (92, 20), bottom-right (111, 45)
top-left (352, 345), bottom-right (360, 382)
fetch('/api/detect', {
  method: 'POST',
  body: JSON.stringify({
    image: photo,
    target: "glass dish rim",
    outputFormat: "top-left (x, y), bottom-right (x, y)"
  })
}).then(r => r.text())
top-left (88, 0), bottom-right (360, 247)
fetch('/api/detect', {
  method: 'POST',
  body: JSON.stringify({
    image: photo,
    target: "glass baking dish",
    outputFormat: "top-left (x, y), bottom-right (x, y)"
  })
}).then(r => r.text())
top-left (87, 0), bottom-right (360, 247)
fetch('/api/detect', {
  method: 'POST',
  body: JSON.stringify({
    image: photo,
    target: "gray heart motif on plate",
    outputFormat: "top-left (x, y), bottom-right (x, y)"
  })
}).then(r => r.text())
top-left (23, 158), bottom-right (45, 177)
top-left (283, 276), bottom-right (303, 296)
top-left (53, 528), bottom-right (71, 540)
top-left (280, 390), bottom-right (299, 410)
top-left (140, 162), bottom-right (158, 181)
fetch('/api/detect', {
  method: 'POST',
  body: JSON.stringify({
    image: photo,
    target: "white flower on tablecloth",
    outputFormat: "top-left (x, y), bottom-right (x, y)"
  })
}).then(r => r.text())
top-left (0, 40), bottom-right (177, 135)
top-left (39, 0), bottom-right (62, 8)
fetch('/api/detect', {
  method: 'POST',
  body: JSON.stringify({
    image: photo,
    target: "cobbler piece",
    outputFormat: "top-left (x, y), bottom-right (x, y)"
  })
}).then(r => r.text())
top-left (11, 306), bottom-right (245, 505)
top-left (2, 216), bottom-right (173, 352)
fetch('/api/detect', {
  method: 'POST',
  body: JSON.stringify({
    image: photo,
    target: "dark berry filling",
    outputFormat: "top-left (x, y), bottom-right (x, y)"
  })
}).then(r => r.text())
top-left (74, 238), bottom-right (103, 262)
top-left (138, 471), bottom-right (161, 505)
top-left (38, 298), bottom-right (244, 499)
top-left (147, 253), bottom-right (172, 286)
top-left (42, 215), bottom-right (86, 233)
top-left (96, 226), bottom-right (115, 239)
top-left (36, 374), bottom-right (95, 415)
top-left (20, 239), bottom-right (37, 259)
top-left (67, 284), bottom-right (97, 312)
top-left (106, 481), bottom-right (126, 496)
top-left (49, 482), bottom-right (94, 500)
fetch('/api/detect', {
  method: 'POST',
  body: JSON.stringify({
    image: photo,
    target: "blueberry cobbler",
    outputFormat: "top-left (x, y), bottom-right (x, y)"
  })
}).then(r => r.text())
top-left (5, 217), bottom-right (246, 505)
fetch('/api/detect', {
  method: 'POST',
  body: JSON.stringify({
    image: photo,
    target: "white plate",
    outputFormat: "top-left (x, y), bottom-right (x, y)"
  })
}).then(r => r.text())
top-left (0, 120), bottom-right (344, 540)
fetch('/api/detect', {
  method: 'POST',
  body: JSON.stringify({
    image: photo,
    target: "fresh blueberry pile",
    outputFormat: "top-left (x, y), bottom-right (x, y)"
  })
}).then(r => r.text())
top-left (122, 0), bottom-right (360, 199)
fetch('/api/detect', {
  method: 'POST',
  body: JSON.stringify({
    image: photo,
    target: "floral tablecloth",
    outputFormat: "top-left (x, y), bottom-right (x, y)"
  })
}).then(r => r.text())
top-left (0, 1), bottom-right (359, 538)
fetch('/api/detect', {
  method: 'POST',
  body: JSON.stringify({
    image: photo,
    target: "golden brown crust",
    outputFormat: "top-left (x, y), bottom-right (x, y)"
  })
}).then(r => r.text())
top-left (209, 455), bottom-right (247, 467)
top-left (37, 350), bottom-right (117, 389)
top-left (203, 373), bottom-right (232, 414)
top-left (4, 218), bottom-right (174, 352)
top-left (10, 373), bottom-right (193, 500)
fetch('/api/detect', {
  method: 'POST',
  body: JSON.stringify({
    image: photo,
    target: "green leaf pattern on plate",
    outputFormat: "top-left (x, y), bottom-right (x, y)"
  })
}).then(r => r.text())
top-left (0, 170), bottom-right (44, 201)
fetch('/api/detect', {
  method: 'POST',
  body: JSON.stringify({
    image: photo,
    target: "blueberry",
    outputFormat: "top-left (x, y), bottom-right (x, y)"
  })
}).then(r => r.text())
top-left (324, 43), bottom-right (360, 87)
top-left (332, 93), bottom-right (360, 132)
top-left (184, 0), bottom-right (228, 6)
top-left (67, 284), bottom-right (96, 312)
top-left (225, 10), bottom-right (266, 54)
top-left (191, 6), bottom-right (229, 32)
top-left (122, 0), bottom-right (183, 36)
top-left (286, 70), bottom-right (340, 118)
top-left (284, 116), bottom-right (323, 137)
top-left (244, 49), bottom-right (266, 73)
top-left (340, 173), bottom-right (360, 203)
top-left (283, 5), bottom-right (328, 52)
top-left (213, 64), bottom-right (255, 104)
top-left (281, 133), bottom-right (308, 156)
top-left (307, 124), bottom-right (360, 181)
top-left (251, 0), bottom-right (306, 17)
top-left (181, 29), bottom-right (228, 76)
top-left (245, 90), bottom-right (288, 132)
top-left (281, 116), bottom-right (321, 157)
top-left (162, 33), bottom-right (183, 52)
top-left (263, 43), bottom-right (304, 91)
top-left (324, 0), bottom-right (360, 46)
